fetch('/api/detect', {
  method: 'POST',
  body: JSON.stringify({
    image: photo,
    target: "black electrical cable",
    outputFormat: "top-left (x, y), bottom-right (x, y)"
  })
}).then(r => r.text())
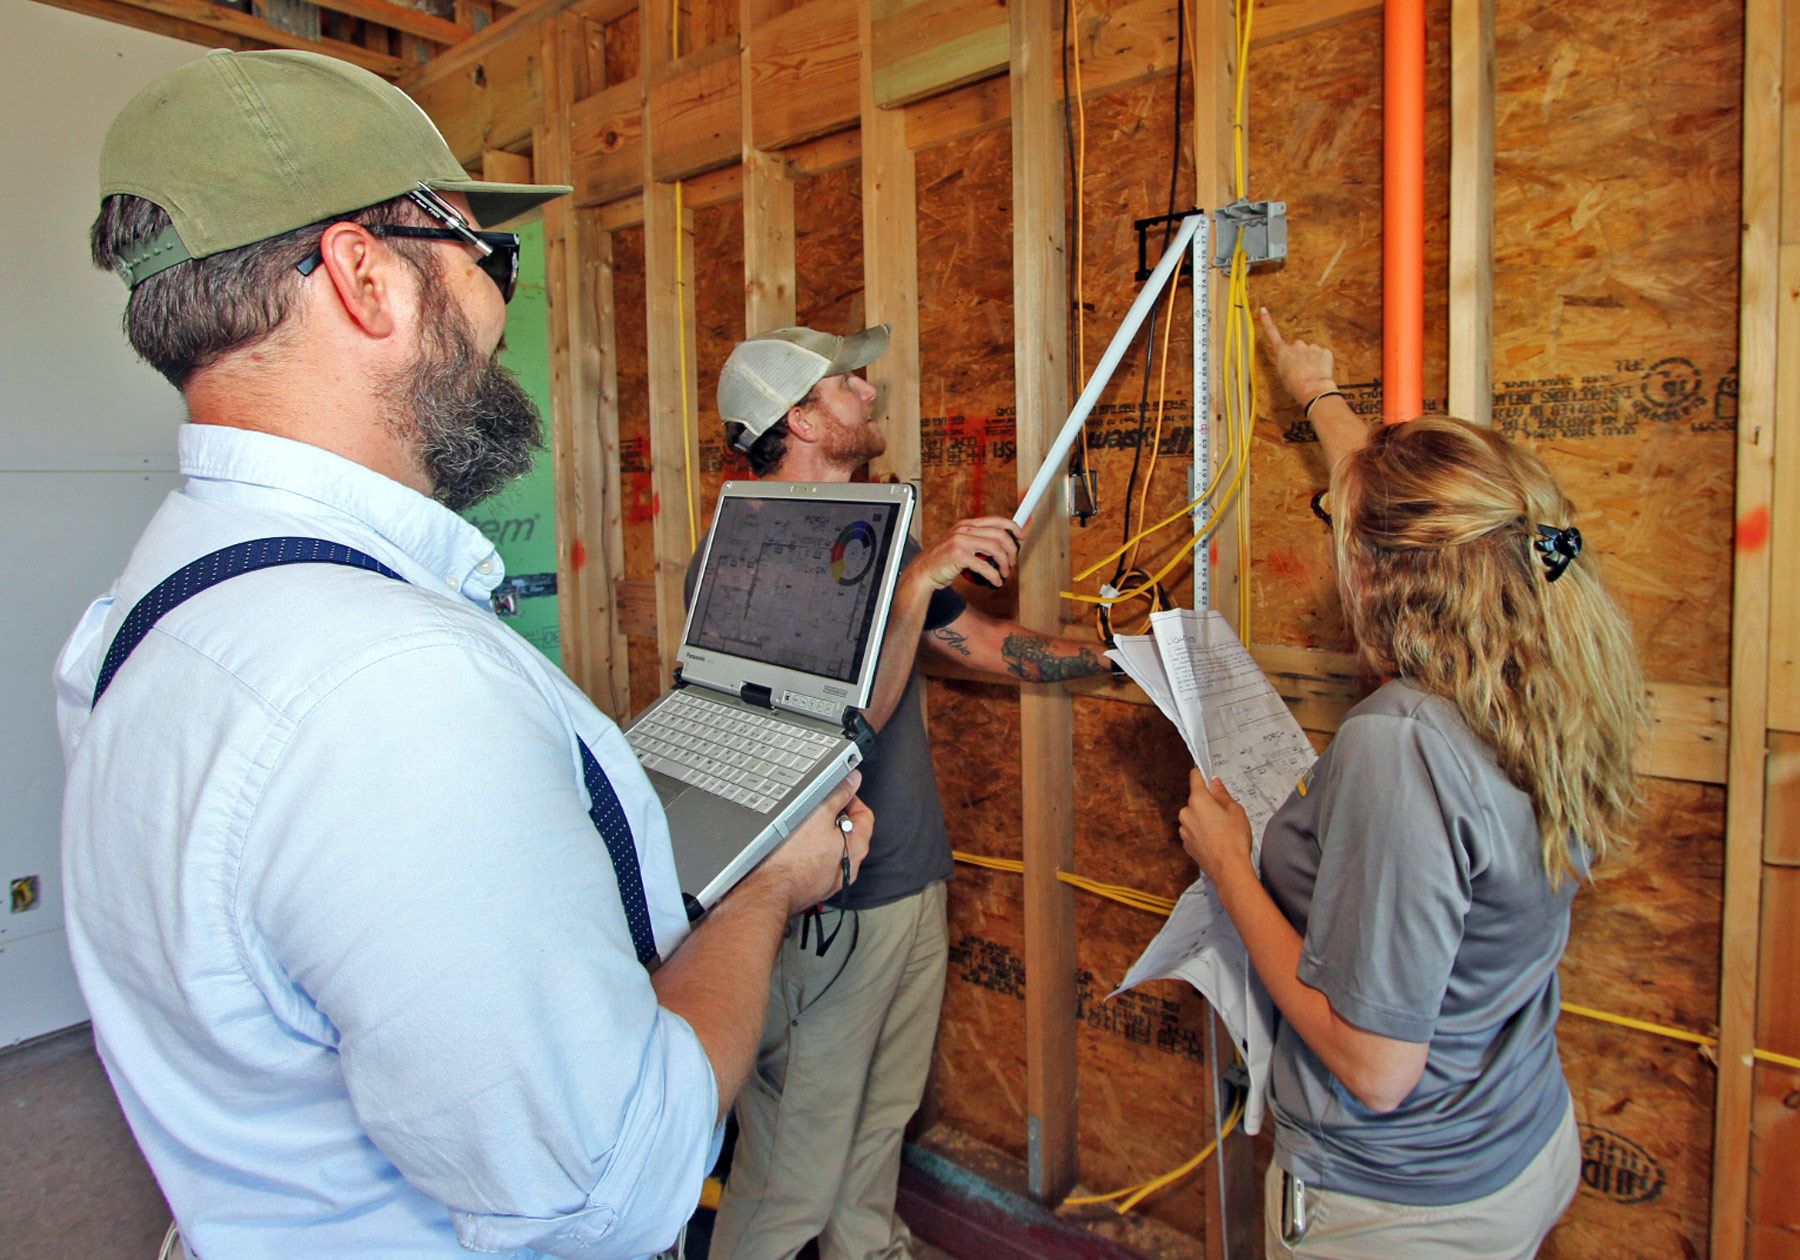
top-left (1113, 0), bottom-right (1187, 610)
top-left (1062, 0), bottom-right (1091, 494)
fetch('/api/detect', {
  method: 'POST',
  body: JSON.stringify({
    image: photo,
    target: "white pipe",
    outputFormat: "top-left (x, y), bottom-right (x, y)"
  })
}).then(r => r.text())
top-left (1013, 211), bottom-right (1206, 529)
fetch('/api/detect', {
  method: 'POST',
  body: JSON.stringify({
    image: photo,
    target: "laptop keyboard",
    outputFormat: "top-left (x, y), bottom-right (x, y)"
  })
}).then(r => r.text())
top-left (629, 691), bottom-right (841, 813)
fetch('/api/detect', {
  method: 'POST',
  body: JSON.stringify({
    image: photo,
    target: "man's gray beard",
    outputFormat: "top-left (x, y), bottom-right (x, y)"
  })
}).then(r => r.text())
top-left (385, 272), bottom-right (544, 513)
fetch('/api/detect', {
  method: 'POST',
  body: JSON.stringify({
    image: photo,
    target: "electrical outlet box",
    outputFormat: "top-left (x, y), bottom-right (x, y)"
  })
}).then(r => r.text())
top-left (11, 875), bottom-right (41, 913)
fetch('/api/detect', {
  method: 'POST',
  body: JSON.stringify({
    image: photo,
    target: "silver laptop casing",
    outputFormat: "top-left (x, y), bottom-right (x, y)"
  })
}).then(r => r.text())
top-left (628, 481), bottom-right (915, 911)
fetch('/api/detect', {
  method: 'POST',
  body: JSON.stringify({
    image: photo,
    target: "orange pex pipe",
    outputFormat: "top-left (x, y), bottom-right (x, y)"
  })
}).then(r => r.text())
top-left (1383, 0), bottom-right (1426, 423)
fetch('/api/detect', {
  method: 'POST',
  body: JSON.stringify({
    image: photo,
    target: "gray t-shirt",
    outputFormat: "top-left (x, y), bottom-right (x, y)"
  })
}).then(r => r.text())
top-left (1258, 679), bottom-right (1575, 1206)
top-left (684, 537), bottom-right (962, 910)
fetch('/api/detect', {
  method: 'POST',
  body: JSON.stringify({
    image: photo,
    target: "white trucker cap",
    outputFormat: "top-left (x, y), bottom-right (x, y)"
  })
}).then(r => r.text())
top-left (717, 324), bottom-right (890, 451)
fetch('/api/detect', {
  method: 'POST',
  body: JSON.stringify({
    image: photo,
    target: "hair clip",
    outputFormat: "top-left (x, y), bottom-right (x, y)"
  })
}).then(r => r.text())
top-left (1534, 524), bottom-right (1582, 582)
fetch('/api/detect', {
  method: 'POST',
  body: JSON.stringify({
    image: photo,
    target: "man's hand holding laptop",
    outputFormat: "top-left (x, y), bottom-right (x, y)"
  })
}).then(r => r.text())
top-left (750, 771), bottom-right (873, 912)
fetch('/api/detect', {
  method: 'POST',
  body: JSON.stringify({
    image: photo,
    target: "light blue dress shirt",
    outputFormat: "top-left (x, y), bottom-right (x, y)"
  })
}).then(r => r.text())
top-left (55, 424), bottom-right (718, 1259)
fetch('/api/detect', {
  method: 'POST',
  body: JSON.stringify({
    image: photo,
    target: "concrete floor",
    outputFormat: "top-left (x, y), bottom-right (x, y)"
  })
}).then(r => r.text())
top-left (1, 1025), bottom-right (952, 1259)
top-left (0, 1025), bottom-right (172, 1257)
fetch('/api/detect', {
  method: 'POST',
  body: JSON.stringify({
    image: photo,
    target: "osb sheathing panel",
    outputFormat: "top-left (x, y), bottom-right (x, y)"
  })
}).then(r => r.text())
top-left (1550, 1015), bottom-right (1716, 1260)
top-left (592, 0), bottom-right (1738, 1241)
top-left (610, 225), bottom-right (659, 718)
top-left (1490, 0), bottom-right (1740, 688)
top-left (900, 0), bottom-right (1734, 1249)
top-left (795, 163), bottom-right (866, 338)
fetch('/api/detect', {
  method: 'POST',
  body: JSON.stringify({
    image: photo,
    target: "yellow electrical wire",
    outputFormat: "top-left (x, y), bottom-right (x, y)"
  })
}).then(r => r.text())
top-left (950, 851), bottom-right (1800, 1073)
top-left (671, 2), bottom-right (698, 551)
top-left (1061, 0), bottom-right (1261, 615)
top-left (1065, 1097), bottom-right (1245, 1213)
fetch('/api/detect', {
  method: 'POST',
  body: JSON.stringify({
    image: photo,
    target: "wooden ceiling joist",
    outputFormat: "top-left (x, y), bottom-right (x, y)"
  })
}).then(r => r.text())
top-left (304, 0), bottom-right (471, 47)
top-left (30, 0), bottom-right (412, 76)
top-left (32, 0), bottom-right (260, 51)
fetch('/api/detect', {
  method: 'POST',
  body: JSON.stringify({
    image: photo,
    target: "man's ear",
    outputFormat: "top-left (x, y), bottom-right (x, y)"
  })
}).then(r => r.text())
top-left (316, 222), bottom-right (399, 339)
top-left (784, 401), bottom-right (820, 444)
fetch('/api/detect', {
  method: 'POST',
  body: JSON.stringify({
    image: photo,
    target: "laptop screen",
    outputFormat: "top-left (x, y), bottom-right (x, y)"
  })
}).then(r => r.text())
top-left (686, 494), bottom-right (905, 684)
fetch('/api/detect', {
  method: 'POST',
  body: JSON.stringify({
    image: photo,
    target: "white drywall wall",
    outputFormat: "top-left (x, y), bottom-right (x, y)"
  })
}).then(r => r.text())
top-left (0, 0), bottom-right (204, 1046)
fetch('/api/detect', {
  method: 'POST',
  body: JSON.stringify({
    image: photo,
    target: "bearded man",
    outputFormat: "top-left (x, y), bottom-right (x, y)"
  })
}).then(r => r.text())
top-left (696, 328), bottom-right (1112, 1260)
top-left (56, 50), bottom-right (870, 1260)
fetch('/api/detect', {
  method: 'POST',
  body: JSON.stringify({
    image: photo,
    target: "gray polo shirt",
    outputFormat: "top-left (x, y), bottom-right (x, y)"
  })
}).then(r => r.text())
top-left (1258, 679), bottom-right (1575, 1206)
top-left (684, 537), bottom-right (962, 910)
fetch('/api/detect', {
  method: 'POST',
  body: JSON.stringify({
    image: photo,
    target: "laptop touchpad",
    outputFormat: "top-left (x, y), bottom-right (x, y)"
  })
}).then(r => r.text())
top-left (647, 769), bottom-right (689, 810)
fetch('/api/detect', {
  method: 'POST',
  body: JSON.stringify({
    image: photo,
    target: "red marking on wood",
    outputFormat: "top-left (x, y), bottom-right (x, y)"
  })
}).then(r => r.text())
top-left (1209, 539), bottom-right (1220, 567)
top-left (571, 538), bottom-right (587, 571)
top-left (1737, 504), bottom-right (1771, 552)
top-left (625, 473), bottom-right (656, 525)
top-left (1267, 548), bottom-right (1307, 578)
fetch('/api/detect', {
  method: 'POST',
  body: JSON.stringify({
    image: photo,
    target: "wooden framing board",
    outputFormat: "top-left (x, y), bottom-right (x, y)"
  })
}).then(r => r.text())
top-left (304, 0), bottom-right (470, 45)
top-left (1446, 0), bottom-right (1493, 425)
top-left (27, 0), bottom-right (260, 50)
top-left (741, 151), bottom-right (796, 329)
top-left (1010, 0), bottom-right (1078, 1206)
top-left (1713, 0), bottom-right (1781, 1251)
top-left (538, 13), bottom-right (627, 716)
top-left (1192, 0), bottom-right (1242, 635)
top-left (1071, 656), bottom-right (1730, 786)
top-left (646, 40), bottom-right (742, 181)
top-left (1770, 731), bottom-right (1800, 865)
top-left (406, 10), bottom-right (548, 162)
top-left (1750, 865), bottom-right (1800, 1252)
top-left (860, 0), bottom-right (922, 507)
top-left (746, 0), bottom-right (859, 151)
top-left (571, 79), bottom-right (644, 206)
top-left (1772, 0), bottom-right (1800, 734)
top-left (871, 0), bottom-right (1010, 109)
top-left (68, 0), bottom-right (407, 74)
top-left (740, 0), bottom-right (798, 333)
top-left (1749, 1), bottom-right (1800, 1250)
top-left (590, 218), bottom-right (632, 716)
top-left (640, 0), bottom-right (701, 686)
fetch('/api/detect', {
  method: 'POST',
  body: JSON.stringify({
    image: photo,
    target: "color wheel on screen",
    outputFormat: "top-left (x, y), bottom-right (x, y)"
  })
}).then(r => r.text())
top-left (830, 520), bottom-right (878, 585)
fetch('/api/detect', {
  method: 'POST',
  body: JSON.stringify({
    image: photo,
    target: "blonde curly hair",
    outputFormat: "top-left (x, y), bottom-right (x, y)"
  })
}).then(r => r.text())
top-left (1331, 417), bottom-right (1646, 885)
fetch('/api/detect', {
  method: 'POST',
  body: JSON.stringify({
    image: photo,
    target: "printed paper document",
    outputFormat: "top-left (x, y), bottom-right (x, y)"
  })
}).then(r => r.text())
top-left (1106, 609), bottom-right (1317, 1134)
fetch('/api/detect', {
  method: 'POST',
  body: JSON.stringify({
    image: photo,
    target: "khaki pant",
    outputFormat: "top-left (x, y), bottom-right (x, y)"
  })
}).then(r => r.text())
top-left (1263, 1101), bottom-right (1580, 1259)
top-left (709, 882), bottom-right (948, 1260)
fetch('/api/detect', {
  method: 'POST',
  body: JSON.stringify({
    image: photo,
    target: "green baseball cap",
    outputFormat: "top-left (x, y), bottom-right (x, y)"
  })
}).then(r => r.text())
top-left (99, 48), bottom-right (570, 288)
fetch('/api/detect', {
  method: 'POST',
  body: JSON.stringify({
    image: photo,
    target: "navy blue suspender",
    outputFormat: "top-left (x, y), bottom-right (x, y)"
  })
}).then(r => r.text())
top-left (89, 536), bottom-right (661, 967)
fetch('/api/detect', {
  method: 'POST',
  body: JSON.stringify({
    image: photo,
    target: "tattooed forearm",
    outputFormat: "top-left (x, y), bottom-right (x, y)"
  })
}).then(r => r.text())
top-left (1000, 633), bottom-right (1107, 682)
top-left (932, 626), bottom-right (974, 657)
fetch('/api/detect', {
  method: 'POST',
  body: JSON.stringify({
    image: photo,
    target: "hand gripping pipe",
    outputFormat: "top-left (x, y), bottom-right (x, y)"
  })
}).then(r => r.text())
top-left (1014, 212), bottom-right (1206, 530)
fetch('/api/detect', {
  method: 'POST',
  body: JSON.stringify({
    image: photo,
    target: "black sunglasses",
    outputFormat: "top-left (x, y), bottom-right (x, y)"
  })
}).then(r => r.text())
top-left (295, 226), bottom-right (520, 303)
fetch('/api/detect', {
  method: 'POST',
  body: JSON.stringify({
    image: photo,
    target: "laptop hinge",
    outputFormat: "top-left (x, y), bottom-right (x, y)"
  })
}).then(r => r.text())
top-left (841, 708), bottom-right (878, 766)
top-left (740, 682), bottom-right (774, 709)
top-left (672, 666), bottom-right (687, 688)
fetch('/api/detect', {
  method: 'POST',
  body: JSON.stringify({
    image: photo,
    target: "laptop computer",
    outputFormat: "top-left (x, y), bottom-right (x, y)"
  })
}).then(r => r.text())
top-left (625, 480), bottom-right (915, 916)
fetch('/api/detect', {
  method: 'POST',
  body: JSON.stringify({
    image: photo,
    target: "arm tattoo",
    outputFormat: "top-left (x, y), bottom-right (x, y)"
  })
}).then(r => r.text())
top-left (931, 625), bottom-right (974, 657)
top-left (1000, 633), bottom-right (1107, 682)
